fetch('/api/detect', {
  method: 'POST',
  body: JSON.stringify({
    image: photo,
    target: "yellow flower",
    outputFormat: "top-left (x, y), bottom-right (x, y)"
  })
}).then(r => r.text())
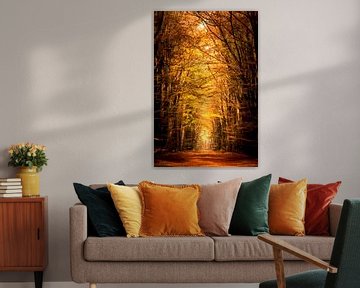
top-left (8, 142), bottom-right (48, 171)
top-left (36, 145), bottom-right (46, 151)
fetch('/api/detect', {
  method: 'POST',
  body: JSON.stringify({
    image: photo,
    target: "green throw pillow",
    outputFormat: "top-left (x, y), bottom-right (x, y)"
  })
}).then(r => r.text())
top-left (229, 174), bottom-right (272, 236)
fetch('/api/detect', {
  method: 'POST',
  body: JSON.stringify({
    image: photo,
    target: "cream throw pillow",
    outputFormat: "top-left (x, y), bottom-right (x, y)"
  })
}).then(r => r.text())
top-left (107, 183), bottom-right (142, 237)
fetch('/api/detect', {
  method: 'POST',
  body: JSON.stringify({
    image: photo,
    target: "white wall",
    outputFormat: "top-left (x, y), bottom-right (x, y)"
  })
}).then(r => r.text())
top-left (0, 0), bottom-right (359, 283)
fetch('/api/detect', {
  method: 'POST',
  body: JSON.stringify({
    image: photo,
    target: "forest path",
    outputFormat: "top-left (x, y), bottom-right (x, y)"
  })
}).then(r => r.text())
top-left (154, 150), bottom-right (257, 167)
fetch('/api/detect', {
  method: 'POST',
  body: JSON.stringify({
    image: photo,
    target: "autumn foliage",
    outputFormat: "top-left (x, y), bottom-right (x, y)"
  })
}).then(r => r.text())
top-left (154, 11), bottom-right (258, 167)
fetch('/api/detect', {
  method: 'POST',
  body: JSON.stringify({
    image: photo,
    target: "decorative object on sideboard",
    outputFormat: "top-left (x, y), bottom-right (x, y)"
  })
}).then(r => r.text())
top-left (16, 167), bottom-right (40, 197)
top-left (0, 178), bottom-right (22, 197)
top-left (8, 143), bottom-right (48, 197)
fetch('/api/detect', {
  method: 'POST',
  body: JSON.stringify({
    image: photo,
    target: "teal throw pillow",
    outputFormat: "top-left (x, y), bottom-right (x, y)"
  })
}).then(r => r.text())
top-left (229, 174), bottom-right (272, 236)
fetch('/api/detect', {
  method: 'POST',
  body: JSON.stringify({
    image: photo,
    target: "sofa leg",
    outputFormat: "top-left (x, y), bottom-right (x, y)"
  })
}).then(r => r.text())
top-left (89, 283), bottom-right (96, 288)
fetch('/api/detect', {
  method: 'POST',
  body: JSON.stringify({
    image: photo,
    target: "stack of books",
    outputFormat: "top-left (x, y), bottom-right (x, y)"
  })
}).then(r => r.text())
top-left (0, 178), bottom-right (22, 197)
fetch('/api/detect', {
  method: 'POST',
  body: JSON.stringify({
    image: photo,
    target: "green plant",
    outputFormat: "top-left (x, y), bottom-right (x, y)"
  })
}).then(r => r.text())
top-left (8, 142), bottom-right (48, 172)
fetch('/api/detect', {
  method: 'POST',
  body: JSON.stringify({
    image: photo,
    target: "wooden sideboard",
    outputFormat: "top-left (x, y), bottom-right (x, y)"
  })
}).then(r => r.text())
top-left (0, 197), bottom-right (48, 288)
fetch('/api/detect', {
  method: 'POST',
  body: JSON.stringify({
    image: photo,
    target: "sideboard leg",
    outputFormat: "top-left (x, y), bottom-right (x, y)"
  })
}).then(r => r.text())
top-left (90, 283), bottom-right (97, 288)
top-left (34, 271), bottom-right (43, 288)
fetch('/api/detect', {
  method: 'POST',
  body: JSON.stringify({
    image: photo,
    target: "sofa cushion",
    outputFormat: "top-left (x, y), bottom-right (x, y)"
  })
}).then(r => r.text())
top-left (212, 236), bottom-right (334, 261)
top-left (269, 179), bottom-right (307, 236)
top-left (73, 181), bottom-right (126, 237)
top-left (84, 236), bottom-right (214, 261)
top-left (229, 174), bottom-right (271, 236)
top-left (198, 178), bottom-right (242, 236)
top-left (279, 177), bottom-right (341, 236)
top-left (139, 181), bottom-right (203, 237)
top-left (108, 184), bottom-right (142, 238)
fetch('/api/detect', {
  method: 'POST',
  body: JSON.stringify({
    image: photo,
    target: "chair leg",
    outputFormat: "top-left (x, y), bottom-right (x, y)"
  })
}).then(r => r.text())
top-left (89, 283), bottom-right (97, 288)
top-left (273, 247), bottom-right (286, 288)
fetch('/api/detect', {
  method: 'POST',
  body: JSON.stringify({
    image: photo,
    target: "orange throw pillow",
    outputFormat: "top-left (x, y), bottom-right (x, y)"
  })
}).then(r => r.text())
top-left (269, 179), bottom-right (307, 236)
top-left (279, 177), bottom-right (341, 235)
top-left (138, 181), bottom-right (204, 236)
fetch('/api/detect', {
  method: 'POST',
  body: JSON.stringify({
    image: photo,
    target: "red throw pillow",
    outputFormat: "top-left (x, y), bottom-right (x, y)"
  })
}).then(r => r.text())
top-left (278, 177), bottom-right (341, 236)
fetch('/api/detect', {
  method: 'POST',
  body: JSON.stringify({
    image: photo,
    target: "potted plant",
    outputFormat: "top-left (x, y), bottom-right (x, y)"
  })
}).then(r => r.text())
top-left (8, 143), bottom-right (48, 197)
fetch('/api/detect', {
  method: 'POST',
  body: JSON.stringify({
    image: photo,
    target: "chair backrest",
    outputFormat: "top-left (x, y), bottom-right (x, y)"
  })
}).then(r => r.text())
top-left (325, 199), bottom-right (360, 288)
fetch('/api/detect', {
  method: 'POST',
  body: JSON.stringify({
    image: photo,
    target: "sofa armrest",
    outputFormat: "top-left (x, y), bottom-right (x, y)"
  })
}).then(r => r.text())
top-left (69, 203), bottom-right (88, 283)
top-left (329, 203), bottom-right (342, 237)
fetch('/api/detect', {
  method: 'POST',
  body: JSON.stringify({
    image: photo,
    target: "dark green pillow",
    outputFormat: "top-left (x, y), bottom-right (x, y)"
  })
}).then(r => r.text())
top-left (73, 181), bottom-right (126, 237)
top-left (229, 174), bottom-right (272, 236)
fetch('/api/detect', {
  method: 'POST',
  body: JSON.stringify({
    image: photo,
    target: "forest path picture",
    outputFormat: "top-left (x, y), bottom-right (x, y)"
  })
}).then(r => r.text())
top-left (154, 11), bottom-right (258, 167)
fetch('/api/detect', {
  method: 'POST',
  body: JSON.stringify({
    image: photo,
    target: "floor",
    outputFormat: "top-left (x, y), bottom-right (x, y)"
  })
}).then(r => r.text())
top-left (0, 283), bottom-right (259, 288)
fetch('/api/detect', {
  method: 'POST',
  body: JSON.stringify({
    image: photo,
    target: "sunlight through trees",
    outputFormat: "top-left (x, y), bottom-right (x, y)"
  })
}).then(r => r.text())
top-left (154, 11), bottom-right (258, 167)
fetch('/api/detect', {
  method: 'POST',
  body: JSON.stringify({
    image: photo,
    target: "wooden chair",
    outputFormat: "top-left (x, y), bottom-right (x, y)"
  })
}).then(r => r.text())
top-left (258, 199), bottom-right (360, 288)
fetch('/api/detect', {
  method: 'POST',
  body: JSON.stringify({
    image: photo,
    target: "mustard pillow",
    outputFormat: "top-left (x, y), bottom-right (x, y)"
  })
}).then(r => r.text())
top-left (107, 183), bottom-right (142, 238)
top-left (269, 179), bottom-right (307, 236)
top-left (138, 181), bottom-right (204, 237)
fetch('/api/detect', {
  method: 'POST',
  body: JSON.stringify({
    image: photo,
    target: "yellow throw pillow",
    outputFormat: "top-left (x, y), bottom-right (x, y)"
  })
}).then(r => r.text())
top-left (269, 179), bottom-right (307, 236)
top-left (138, 181), bottom-right (204, 237)
top-left (107, 183), bottom-right (142, 238)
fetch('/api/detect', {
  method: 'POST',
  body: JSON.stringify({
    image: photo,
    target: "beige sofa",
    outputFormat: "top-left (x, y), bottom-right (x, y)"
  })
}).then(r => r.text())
top-left (70, 203), bottom-right (342, 288)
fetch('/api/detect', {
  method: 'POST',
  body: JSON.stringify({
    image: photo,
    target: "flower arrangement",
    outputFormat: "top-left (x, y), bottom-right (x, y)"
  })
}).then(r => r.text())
top-left (8, 142), bottom-right (48, 172)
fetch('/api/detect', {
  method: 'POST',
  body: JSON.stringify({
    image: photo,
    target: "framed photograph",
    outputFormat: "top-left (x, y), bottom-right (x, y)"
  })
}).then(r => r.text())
top-left (154, 11), bottom-right (258, 167)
